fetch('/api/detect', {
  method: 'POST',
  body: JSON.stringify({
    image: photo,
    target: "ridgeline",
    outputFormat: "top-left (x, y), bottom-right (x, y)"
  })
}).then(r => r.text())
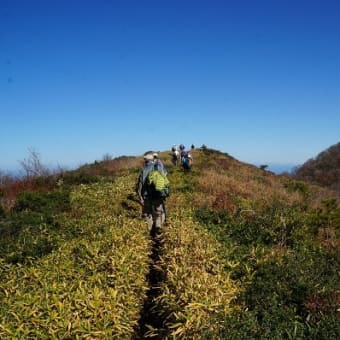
top-left (293, 141), bottom-right (340, 193)
top-left (0, 147), bottom-right (339, 338)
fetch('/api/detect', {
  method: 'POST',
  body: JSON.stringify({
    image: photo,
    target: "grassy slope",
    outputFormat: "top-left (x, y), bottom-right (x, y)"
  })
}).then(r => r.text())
top-left (0, 148), bottom-right (339, 339)
top-left (188, 148), bottom-right (340, 339)
top-left (0, 175), bottom-right (152, 338)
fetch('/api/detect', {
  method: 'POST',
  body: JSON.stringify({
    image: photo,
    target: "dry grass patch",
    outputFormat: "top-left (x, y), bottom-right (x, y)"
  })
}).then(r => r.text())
top-left (196, 168), bottom-right (303, 213)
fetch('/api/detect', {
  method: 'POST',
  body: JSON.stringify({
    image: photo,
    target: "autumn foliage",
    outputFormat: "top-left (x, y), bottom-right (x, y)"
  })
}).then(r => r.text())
top-left (293, 141), bottom-right (340, 193)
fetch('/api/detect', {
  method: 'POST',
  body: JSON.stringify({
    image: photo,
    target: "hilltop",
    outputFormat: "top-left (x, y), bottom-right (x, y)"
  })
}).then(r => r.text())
top-left (0, 147), bottom-right (339, 338)
top-left (293, 142), bottom-right (340, 193)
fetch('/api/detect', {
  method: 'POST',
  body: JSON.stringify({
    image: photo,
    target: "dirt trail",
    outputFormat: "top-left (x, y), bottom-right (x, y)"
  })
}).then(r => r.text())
top-left (134, 224), bottom-right (165, 339)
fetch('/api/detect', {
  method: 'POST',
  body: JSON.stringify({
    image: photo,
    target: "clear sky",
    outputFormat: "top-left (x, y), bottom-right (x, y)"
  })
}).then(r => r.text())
top-left (1, 0), bottom-right (339, 173)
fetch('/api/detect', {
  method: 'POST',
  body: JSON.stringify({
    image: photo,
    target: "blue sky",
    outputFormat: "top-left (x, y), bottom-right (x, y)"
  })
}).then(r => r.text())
top-left (1, 0), bottom-right (339, 173)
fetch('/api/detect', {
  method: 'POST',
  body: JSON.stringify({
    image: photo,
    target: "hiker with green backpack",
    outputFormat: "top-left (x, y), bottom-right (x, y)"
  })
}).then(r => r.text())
top-left (136, 152), bottom-right (170, 232)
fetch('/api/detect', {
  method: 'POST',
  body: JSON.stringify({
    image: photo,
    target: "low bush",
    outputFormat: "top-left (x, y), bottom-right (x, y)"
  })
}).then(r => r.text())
top-left (284, 179), bottom-right (309, 197)
top-left (0, 189), bottom-right (71, 263)
top-left (195, 202), bottom-right (308, 248)
top-left (195, 201), bottom-right (340, 339)
top-left (59, 171), bottom-right (101, 185)
top-left (14, 189), bottom-right (70, 214)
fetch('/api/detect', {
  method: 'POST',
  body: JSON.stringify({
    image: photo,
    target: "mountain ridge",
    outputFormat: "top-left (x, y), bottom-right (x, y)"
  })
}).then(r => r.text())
top-left (293, 141), bottom-right (340, 193)
top-left (0, 146), bottom-right (339, 338)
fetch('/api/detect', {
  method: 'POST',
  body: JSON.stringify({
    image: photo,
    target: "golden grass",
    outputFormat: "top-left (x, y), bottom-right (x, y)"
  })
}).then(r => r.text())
top-left (195, 167), bottom-right (302, 213)
top-left (0, 175), bottom-right (152, 339)
top-left (188, 149), bottom-right (338, 210)
top-left (151, 211), bottom-right (238, 338)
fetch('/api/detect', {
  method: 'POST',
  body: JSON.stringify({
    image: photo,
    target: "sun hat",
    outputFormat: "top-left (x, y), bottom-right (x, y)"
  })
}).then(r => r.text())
top-left (143, 153), bottom-right (154, 161)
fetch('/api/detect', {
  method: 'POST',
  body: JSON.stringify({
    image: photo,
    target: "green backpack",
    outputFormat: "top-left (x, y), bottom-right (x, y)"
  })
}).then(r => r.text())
top-left (146, 170), bottom-right (170, 198)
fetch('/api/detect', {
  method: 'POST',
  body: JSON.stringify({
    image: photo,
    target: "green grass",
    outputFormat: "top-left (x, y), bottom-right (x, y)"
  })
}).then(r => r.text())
top-left (194, 199), bottom-right (340, 339)
top-left (0, 149), bottom-right (338, 338)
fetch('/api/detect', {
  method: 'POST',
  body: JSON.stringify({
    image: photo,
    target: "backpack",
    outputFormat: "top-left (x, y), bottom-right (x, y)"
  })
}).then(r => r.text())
top-left (181, 151), bottom-right (192, 169)
top-left (146, 169), bottom-right (170, 198)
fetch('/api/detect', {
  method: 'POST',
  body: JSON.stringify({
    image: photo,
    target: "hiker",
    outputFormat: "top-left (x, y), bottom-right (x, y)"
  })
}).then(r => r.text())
top-left (136, 152), bottom-right (169, 231)
top-left (171, 145), bottom-right (179, 165)
top-left (180, 145), bottom-right (193, 171)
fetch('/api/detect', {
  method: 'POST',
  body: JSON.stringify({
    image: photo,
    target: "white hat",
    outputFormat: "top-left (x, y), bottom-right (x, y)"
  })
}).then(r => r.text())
top-left (143, 153), bottom-right (154, 161)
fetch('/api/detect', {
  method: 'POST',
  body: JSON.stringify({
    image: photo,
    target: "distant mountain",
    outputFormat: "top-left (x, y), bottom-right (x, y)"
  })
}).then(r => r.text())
top-left (293, 142), bottom-right (340, 192)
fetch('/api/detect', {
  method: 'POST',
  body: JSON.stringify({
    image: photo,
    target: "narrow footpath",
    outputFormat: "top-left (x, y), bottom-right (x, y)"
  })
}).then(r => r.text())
top-left (134, 224), bottom-right (165, 339)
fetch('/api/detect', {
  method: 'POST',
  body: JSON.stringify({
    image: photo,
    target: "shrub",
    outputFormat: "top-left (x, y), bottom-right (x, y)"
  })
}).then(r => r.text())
top-left (233, 203), bottom-right (306, 247)
top-left (14, 189), bottom-right (70, 214)
top-left (59, 171), bottom-right (100, 185)
top-left (306, 198), bottom-right (340, 247)
top-left (284, 179), bottom-right (309, 197)
top-left (0, 189), bottom-right (71, 263)
top-left (4, 224), bottom-right (57, 263)
top-left (195, 202), bottom-right (307, 248)
top-left (195, 200), bottom-right (339, 339)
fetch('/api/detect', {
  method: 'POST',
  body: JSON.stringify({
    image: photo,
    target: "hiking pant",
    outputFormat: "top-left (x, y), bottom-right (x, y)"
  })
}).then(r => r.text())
top-left (142, 197), bottom-right (165, 230)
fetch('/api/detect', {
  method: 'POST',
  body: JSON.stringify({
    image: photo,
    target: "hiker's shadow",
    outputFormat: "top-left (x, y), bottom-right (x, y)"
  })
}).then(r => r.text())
top-left (121, 193), bottom-right (140, 218)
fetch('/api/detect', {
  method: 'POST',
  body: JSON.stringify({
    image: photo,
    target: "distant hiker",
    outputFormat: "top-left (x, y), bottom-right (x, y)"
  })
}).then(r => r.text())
top-left (182, 151), bottom-right (193, 171)
top-left (153, 152), bottom-right (168, 175)
top-left (191, 144), bottom-right (195, 150)
top-left (136, 152), bottom-right (169, 231)
top-left (180, 145), bottom-right (193, 171)
top-left (171, 145), bottom-right (179, 165)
